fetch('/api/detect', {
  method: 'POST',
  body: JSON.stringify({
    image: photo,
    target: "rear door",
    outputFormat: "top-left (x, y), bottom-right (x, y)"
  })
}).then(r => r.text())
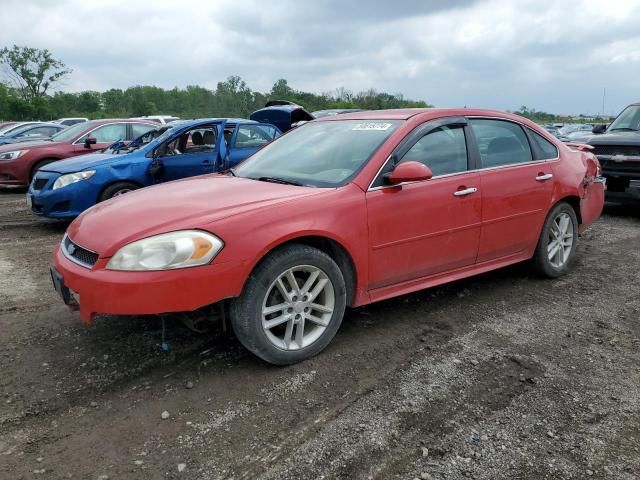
top-left (366, 118), bottom-right (482, 290)
top-left (228, 123), bottom-right (279, 167)
top-left (470, 118), bottom-right (555, 262)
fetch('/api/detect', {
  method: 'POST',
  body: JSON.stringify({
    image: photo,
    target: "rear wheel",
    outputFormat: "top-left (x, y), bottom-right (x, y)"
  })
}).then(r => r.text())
top-left (99, 182), bottom-right (139, 201)
top-left (532, 202), bottom-right (578, 278)
top-left (231, 244), bottom-right (346, 365)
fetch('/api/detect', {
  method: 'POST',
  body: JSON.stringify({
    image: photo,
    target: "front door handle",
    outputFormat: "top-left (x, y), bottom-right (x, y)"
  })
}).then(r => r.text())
top-left (535, 173), bottom-right (553, 181)
top-left (453, 187), bottom-right (478, 197)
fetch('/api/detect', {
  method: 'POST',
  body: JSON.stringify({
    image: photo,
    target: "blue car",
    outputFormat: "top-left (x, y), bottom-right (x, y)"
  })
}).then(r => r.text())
top-left (28, 118), bottom-right (280, 219)
top-left (0, 122), bottom-right (65, 145)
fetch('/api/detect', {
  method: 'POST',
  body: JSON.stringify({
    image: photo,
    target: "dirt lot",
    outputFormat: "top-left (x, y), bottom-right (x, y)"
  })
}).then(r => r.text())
top-left (0, 188), bottom-right (638, 480)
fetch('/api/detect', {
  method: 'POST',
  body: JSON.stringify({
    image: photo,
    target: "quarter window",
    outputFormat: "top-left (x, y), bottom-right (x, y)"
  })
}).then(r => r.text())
top-left (400, 126), bottom-right (468, 176)
top-left (529, 130), bottom-right (558, 160)
top-left (470, 119), bottom-right (533, 168)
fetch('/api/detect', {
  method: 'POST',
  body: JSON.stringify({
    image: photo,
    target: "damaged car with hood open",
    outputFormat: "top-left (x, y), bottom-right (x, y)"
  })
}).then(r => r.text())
top-left (27, 118), bottom-right (280, 219)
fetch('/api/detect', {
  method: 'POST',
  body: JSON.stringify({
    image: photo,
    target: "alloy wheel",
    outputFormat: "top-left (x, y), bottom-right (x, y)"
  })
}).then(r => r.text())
top-left (547, 212), bottom-right (574, 268)
top-left (261, 265), bottom-right (335, 351)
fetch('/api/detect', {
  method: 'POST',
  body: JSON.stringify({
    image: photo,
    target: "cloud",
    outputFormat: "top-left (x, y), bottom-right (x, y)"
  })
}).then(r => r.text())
top-left (0, 0), bottom-right (638, 115)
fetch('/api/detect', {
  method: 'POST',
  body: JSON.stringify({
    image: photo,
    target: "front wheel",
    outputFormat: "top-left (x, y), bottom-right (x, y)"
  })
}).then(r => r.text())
top-left (532, 202), bottom-right (578, 278)
top-left (231, 244), bottom-right (346, 365)
top-left (99, 182), bottom-right (139, 201)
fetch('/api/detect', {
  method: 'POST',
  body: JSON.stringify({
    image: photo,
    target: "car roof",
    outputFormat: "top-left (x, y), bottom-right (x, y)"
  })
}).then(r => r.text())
top-left (315, 108), bottom-right (537, 124)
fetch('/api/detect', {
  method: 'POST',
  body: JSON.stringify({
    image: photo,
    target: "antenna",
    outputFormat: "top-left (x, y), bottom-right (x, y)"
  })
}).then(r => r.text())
top-left (601, 88), bottom-right (606, 117)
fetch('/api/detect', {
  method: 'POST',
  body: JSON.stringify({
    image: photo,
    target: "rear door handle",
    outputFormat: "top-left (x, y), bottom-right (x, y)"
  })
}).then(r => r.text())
top-left (453, 187), bottom-right (478, 197)
top-left (535, 173), bottom-right (553, 181)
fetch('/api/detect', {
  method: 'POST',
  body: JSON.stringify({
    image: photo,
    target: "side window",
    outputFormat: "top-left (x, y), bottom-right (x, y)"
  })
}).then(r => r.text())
top-left (79, 124), bottom-right (127, 143)
top-left (132, 123), bottom-right (155, 138)
top-left (234, 125), bottom-right (277, 149)
top-left (400, 126), bottom-right (468, 176)
top-left (470, 119), bottom-right (533, 168)
top-left (528, 129), bottom-right (559, 160)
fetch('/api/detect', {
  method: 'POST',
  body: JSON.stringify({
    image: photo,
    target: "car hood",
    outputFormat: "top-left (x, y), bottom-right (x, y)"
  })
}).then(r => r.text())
top-left (588, 131), bottom-right (640, 146)
top-left (67, 175), bottom-right (328, 256)
top-left (0, 139), bottom-right (58, 152)
top-left (40, 153), bottom-right (127, 174)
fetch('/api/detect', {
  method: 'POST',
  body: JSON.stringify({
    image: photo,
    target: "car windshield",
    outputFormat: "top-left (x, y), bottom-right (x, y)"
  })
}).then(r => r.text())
top-left (51, 122), bottom-right (96, 142)
top-left (609, 105), bottom-right (640, 131)
top-left (234, 120), bottom-right (401, 187)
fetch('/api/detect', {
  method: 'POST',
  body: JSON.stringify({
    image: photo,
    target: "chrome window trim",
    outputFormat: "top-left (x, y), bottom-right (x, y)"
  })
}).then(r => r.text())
top-left (367, 117), bottom-right (561, 192)
top-left (60, 234), bottom-right (98, 269)
top-left (71, 121), bottom-right (154, 145)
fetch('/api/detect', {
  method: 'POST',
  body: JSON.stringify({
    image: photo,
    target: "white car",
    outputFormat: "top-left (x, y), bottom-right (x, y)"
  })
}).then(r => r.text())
top-left (130, 115), bottom-right (181, 125)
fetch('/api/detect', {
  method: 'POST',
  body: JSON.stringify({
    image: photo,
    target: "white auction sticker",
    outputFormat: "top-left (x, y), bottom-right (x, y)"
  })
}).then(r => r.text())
top-left (352, 123), bottom-right (393, 131)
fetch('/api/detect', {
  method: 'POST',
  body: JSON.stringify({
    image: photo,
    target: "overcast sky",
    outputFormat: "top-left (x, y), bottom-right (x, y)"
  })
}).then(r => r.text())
top-left (1, 0), bottom-right (639, 115)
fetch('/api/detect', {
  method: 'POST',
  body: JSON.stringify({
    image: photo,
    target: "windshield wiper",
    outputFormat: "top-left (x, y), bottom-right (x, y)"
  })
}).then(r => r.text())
top-left (609, 127), bottom-right (639, 132)
top-left (254, 176), bottom-right (304, 186)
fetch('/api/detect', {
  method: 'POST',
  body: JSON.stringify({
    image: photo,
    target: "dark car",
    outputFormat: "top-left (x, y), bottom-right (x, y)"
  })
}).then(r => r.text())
top-left (585, 103), bottom-right (640, 193)
top-left (0, 120), bottom-right (156, 186)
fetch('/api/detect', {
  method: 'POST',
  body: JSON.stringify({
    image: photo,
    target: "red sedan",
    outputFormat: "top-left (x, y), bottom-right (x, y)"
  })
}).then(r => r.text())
top-left (51, 109), bottom-right (605, 364)
top-left (0, 119), bottom-right (156, 186)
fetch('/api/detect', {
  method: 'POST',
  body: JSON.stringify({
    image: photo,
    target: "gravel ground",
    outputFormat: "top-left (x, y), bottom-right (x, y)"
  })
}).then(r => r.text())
top-left (0, 187), bottom-right (638, 480)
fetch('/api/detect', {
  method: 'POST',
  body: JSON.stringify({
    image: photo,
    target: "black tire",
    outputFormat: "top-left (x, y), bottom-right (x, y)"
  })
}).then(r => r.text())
top-left (30, 158), bottom-right (58, 182)
top-left (532, 202), bottom-right (578, 278)
top-left (230, 244), bottom-right (347, 365)
top-left (99, 182), bottom-right (140, 201)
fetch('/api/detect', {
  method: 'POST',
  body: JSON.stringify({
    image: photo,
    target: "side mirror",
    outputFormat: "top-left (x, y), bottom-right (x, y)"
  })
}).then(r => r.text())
top-left (84, 137), bottom-right (97, 148)
top-left (591, 124), bottom-right (607, 134)
top-left (385, 161), bottom-right (433, 185)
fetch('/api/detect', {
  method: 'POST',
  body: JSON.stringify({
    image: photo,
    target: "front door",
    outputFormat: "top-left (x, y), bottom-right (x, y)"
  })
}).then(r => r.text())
top-left (366, 122), bottom-right (482, 290)
top-left (158, 125), bottom-right (220, 181)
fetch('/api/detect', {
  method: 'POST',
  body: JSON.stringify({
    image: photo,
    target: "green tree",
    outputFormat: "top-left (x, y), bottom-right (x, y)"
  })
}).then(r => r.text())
top-left (0, 45), bottom-right (72, 101)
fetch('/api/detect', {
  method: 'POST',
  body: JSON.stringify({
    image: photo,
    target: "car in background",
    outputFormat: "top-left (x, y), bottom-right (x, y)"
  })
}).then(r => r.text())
top-left (0, 119), bottom-right (156, 187)
top-left (0, 121), bottom-right (18, 131)
top-left (131, 115), bottom-right (181, 125)
top-left (55, 118), bottom-right (89, 127)
top-left (250, 102), bottom-right (314, 132)
top-left (0, 121), bottom-right (49, 136)
top-left (50, 108), bottom-right (604, 365)
top-left (543, 125), bottom-right (561, 137)
top-left (312, 109), bottom-right (368, 118)
top-left (0, 122), bottom-right (65, 145)
top-left (28, 119), bottom-right (280, 219)
top-left (557, 124), bottom-right (594, 137)
top-left (585, 102), bottom-right (640, 194)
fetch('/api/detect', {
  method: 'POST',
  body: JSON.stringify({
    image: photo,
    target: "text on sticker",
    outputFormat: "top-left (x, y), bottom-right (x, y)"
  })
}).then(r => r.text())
top-left (352, 123), bottom-right (393, 131)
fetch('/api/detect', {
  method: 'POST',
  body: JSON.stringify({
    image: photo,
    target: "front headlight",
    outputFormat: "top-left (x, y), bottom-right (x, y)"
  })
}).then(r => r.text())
top-left (106, 230), bottom-right (224, 271)
top-left (0, 150), bottom-right (28, 161)
top-left (52, 171), bottom-right (96, 190)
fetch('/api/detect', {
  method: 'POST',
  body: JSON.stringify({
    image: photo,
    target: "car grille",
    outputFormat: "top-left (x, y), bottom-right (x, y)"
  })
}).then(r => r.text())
top-left (32, 178), bottom-right (49, 190)
top-left (592, 145), bottom-right (640, 157)
top-left (62, 235), bottom-right (99, 268)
